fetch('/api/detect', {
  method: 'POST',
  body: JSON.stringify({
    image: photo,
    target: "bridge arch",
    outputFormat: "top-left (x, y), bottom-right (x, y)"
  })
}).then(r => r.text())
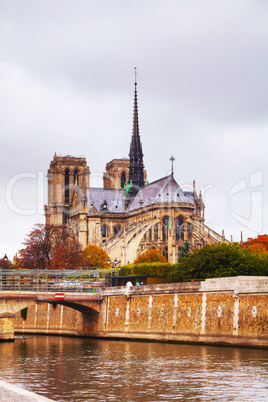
top-left (0, 297), bottom-right (101, 317)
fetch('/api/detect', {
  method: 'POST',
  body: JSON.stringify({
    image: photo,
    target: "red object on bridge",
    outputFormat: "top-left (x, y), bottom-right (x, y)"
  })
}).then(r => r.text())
top-left (55, 293), bottom-right (65, 300)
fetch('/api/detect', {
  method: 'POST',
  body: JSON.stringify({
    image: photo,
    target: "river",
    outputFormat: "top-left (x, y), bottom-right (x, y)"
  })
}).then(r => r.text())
top-left (0, 336), bottom-right (267, 401)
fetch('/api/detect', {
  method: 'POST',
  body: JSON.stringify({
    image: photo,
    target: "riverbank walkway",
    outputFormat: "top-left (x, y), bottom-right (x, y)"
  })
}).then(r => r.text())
top-left (0, 381), bottom-right (55, 401)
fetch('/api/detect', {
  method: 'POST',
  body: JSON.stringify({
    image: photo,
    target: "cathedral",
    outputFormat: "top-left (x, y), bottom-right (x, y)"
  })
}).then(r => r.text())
top-left (45, 79), bottom-right (225, 264)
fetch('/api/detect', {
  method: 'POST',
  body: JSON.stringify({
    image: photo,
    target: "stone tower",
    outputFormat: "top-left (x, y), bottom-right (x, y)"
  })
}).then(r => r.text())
top-left (45, 153), bottom-right (90, 226)
top-left (128, 76), bottom-right (145, 196)
top-left (103, 158), bottom-right (130, 190)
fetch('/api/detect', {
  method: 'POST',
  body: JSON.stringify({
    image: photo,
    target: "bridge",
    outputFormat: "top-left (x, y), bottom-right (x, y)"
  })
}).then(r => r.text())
top-left (0, 269), bottom-right (106, 341)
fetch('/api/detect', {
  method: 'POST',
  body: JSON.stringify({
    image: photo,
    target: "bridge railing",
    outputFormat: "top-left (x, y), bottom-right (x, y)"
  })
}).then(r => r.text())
top-left (0, 269), bottom-right (108, 297)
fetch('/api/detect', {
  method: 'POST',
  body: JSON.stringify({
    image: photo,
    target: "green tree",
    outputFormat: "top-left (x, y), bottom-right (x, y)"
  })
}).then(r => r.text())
top-left (178, 240), bottom-right (191, 262)
top-left (177, 242), bottom-right (268, 280)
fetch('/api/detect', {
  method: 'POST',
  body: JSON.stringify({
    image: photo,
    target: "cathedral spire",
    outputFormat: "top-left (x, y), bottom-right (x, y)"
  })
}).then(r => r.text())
top-left (128, 68), bottom-right (145, 195)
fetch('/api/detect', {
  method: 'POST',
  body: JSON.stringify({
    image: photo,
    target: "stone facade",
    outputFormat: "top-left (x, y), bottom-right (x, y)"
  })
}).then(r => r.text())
top-left (10, 277), bottom-right (268, 348)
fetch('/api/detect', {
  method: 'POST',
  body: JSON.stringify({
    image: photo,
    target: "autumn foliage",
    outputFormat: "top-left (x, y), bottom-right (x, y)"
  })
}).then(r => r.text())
top-left (0, 257), bottom-right (12, 269)
top-left (18, 224), bottom-right (82, 270)
top-left (134, 249), bottom-right (167, 264)
top-left (80, 244), bottom-right (110, 269)
top-left (242, 235), bottom-right (268, 254)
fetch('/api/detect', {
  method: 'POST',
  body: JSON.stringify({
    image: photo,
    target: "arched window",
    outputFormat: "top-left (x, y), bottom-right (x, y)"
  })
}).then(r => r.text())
top-left (114, 225), bottom-right (121, 235)
top-left (187, 222), bottom-right (192, 242)
top-left (176, 216), bottom-right (184, 241)
top-left (154, 223), bottom-right (158, 241)
top-left (74, 169), bottom-right (79, 186)
top-left (163, 246), bottom-right (168, 261)
top-left (101, 224), bottom-right (108, 238)
top-left (65, 169), bottom-right (70, 203)
top-left (162, 216), bottom-right (169, 242)
top-left (121, 172), bottom-right (126, 189)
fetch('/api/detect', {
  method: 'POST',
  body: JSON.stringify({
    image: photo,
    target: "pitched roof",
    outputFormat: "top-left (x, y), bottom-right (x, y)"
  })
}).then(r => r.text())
top-left (128, 175), bottom-right (194, 212)
top-left (86, 175), bottom-right (195, 215)
top-left (87, 188), bottom-right (126, 213)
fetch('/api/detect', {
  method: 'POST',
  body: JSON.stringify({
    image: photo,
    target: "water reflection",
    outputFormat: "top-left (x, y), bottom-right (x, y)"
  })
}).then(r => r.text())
top-left (0, 336), bottom-right (267, 401)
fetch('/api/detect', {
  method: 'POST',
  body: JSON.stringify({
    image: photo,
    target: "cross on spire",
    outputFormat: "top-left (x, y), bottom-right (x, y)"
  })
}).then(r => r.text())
top-left (134, 66), bottom-right (137, 85)
top-left (169, 156), bottom-right (175, 178)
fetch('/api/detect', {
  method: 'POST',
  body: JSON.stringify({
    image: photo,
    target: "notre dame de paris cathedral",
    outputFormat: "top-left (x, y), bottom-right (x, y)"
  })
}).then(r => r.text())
top-left (45, 79), bottom-right (226, 264)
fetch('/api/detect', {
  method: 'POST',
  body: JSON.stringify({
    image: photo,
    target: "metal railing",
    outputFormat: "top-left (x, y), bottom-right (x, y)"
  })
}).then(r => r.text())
top-left (0, 269), bottom-right (109, 298)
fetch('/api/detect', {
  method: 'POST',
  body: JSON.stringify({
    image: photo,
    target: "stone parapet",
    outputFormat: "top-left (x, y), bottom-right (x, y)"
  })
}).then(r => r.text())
top-left (200, 276), bottom-right (268, 293)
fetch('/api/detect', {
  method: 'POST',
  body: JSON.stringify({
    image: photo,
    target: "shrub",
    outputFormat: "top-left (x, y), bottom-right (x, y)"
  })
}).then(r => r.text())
top-left (134, 249), bottom-right (167, 263)
top-left (120, 262), bottom-right (176, 278)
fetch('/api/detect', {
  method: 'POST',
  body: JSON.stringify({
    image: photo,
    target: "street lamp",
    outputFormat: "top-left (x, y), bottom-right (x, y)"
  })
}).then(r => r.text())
top-left (108, 258), bottom-right (118, 277)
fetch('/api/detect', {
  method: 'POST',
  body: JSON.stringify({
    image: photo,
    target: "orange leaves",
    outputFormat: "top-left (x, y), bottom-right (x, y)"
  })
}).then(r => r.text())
top-left (0, 257), bottom-right (12, 269)
top-left (134, 249), bottom-right (167, 264)
top-left (242, 235), bottom-right (268, 255)
top-left (18, 224), bottom-right (81, 270)
top-left (80, 244), bottom-right (110, 269)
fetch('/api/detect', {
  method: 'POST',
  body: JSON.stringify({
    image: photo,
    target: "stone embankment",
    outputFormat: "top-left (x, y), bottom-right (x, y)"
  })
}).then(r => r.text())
top-left (13, 276), bottom-right (268, 348)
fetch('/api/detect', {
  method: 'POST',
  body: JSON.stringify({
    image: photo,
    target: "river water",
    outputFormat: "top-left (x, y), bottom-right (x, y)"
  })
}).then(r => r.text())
top-left (0, 336), bottom-right (267, 401)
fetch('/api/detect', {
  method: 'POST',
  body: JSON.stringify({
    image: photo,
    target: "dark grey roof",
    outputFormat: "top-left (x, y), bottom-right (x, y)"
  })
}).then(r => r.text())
top-left (184, 191), bottom-right (195, 204)
top-left (128, 175), bottom-right (194, 212)
top-left (87, 188), bottom-right (126, 213)
top-left (86, 176), bottom-right (195, 215)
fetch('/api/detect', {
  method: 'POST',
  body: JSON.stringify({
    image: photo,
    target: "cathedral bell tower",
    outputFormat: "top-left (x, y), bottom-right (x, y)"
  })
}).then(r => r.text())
top-left (45, 153), bottom-right (90, 226)
top-left (128, 72), bottom-right (145, 197)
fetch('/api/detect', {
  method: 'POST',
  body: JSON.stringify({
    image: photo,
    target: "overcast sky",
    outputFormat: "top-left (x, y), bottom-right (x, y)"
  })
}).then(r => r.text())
top-left (1, 0), bottom-right (267, 261)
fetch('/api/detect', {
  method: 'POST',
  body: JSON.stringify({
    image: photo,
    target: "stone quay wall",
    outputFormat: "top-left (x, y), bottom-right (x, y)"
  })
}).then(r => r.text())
top-left (14, 276), bottom-right (268, 348)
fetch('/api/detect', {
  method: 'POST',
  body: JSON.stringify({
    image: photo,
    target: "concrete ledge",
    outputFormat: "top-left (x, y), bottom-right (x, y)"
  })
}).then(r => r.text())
top-left (98, 331), bottom-right (268, 348)
top-left (0, 381), bottom-right (55, 401)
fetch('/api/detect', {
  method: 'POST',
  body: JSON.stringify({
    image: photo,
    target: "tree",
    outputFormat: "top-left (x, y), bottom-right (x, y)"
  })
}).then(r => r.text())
top-left (176, 242), bottom-right (268, 280)
top-left (242, 235), bottom-right (268, 254)
top-left (178, 240), bottom-right (191, 262)
top-left (0, 257), bottom-right (12, 269)
top-left (18, 224), bottom-right (82, 270)
top-left (134, 249), bottom-right (167, 263)
top-left (80, 245), bottom-right (110, 269)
